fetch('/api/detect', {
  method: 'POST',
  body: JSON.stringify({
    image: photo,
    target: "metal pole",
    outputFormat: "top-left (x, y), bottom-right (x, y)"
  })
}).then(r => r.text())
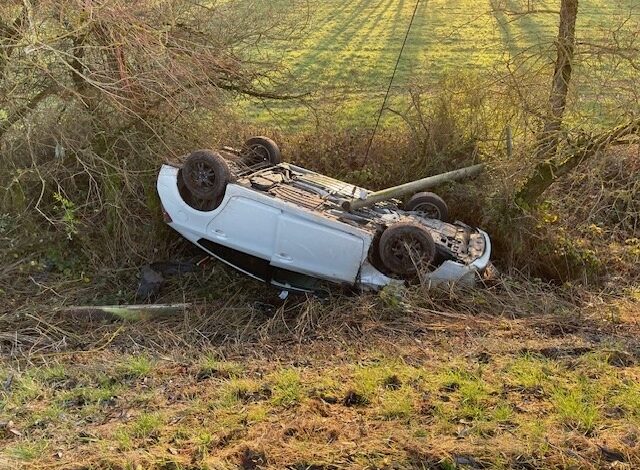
top-left (506, 126), bottom-right (513, 159)
top-left (341, 163), bottom-right (485, 211)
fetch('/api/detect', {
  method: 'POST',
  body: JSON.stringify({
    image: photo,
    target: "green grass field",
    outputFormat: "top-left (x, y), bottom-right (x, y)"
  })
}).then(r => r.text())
top-left (240, 0), bottom-right (639, 129)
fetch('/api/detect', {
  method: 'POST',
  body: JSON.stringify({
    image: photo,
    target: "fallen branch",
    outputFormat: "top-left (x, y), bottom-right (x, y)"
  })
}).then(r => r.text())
top-left (56, 303), bottom-right (191, 321)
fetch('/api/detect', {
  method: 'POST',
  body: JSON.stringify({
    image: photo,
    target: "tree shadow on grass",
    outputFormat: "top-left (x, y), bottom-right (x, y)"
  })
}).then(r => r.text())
top-left (289, 0), bottom-right (433, 91)
top-left (489, 0), bottom-right (555, 61)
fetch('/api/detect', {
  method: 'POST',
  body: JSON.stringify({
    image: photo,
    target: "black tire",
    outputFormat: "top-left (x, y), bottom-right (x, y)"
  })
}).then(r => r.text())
top-left (243, 136), bottom-right (281, 166)
top-left (182, 150), bottom-right (230, 202)
top-left (405, 192), bottom-right (449, 222)
top-left (378, 223), bottom-right (436, 277)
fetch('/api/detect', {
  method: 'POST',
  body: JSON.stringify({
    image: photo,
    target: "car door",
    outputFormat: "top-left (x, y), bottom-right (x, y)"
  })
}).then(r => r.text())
top-left (271, 212), bottom-right (364, 284)
top-left (205, 194), bottom-right (279, 263)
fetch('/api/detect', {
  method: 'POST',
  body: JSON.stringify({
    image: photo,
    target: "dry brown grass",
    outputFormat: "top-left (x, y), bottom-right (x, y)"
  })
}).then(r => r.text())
top-left (1, 279), bottom-right (639, 469)
top-left (1, 3), bottom-right (639, 467)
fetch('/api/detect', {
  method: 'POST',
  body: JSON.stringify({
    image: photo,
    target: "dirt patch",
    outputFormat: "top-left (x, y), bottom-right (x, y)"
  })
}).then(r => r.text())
top-left (218, 428), bottom-right (246, 448)
top-left (440, 382), bottom-right (461, 393)
top-left (196, 369), bottom-right (232, 381)
top-left (453, 454), bottom-right (490, 469)
top-left (236, 385), bottom-right (272, 404)
top-left (342, 390), bottom-right (368, 407)
top-left (475, 351), bottom-right (491, 364)
top-left (286, 465), bottom-right (339, 470)
top-left (540, 322), bottom-right (582, 337)
top-left (605, 350), bottom-right (636, 367)
top-left (520, 346), bottom-right (593, 360)
top-left (599, 446), bottom-right (626, 463)
top-left (382, 374), bottom-right (402, 390)
top-left (239, 447), bottom-right (268, 470)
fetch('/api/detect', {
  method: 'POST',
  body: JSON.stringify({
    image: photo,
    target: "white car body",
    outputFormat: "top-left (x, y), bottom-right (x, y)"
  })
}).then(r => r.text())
top-left (157, 162), bottom-right (491, 292)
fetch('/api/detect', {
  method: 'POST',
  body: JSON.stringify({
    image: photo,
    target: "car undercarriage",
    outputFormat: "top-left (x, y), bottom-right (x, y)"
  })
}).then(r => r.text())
top-left (157, 137), bottom-right (491, 292)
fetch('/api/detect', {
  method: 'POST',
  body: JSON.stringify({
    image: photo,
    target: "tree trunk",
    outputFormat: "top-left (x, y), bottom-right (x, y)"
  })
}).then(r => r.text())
top-left (0, 85), bottom-right (57, 140)
top-left (518, 0), bottom-right (579, 204)
top-left (534, 0), bottom-right (578, 161)
top-left (517, 117), bottom-right (640, 205)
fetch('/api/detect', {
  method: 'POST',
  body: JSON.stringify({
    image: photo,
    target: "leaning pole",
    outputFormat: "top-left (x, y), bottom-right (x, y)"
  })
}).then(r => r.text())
top-left (341, 164), bottom-right (485, 212)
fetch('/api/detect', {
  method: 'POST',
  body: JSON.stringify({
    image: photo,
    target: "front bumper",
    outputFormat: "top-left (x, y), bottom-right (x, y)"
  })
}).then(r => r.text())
top-left (359, 230), bottom-right (492, 290)
top-left (425, 229), bottom-right (492, 287)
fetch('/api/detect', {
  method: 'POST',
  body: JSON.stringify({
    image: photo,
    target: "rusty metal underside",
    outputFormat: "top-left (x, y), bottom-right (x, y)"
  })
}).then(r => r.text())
top-left (267, 184), bottom-right (325, 210)
top-left (240, 166), bottom-right (345, 213)
top-left (236, 165), bottom-right (483, 265)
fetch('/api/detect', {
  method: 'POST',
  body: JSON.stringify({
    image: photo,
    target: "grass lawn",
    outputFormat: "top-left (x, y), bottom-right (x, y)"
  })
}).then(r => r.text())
top-left (240, 0), bottom-right (639, 129)
top-left (2, 282), bottom-right (639, 469)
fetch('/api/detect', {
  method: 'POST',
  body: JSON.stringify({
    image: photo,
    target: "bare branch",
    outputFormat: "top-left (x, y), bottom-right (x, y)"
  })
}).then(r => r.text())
top-left (517, 116), bottom-right (640, 204)
top-left (0, 85), bottom-right (57, 140)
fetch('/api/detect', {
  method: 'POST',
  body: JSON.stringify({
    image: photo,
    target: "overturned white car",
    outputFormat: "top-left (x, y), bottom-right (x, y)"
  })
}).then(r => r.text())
top-left (157, 137), bottom-right (491, 292)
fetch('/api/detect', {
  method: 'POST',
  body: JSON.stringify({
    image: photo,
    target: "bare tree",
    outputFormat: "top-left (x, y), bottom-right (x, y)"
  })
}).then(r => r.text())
top-left (516, 0), bottom-right (639, 205)
top-left (0, 0), bottom-right (301, 260)
top-left (0, 0), bottom-right (298, 146)
top-left (532, 0), bottom-right (578, 162)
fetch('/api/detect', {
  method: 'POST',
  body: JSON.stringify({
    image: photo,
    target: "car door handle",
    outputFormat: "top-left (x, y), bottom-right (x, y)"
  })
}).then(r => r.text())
top-left (212, 229), bottom-right (227, 239)
top-left (275, 253), bottom-right (293, 262)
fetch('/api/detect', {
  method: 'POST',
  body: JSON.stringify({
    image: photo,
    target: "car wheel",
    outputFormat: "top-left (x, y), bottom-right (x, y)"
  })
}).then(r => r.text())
top-left (378, 223), bottom-right (436, 277)
top-left (243, 136), bottom-right (281, 166)
top-left (182, 150), bottom-right (230, 202)
top-left (405, 192), bottom-right (449, 222)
